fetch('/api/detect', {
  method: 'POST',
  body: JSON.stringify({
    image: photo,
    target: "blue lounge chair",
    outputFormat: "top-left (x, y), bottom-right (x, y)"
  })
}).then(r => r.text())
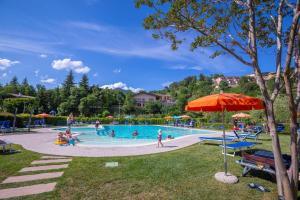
top-left (276, 124), bottom-right (285, 133)
top-left (1, 120), bottom-right (11, 133)
top-left (220, 141), bottom-right (257, 157)
top-left (233, 130), bottom-right (262, 141)
top-left (199, 137), bottom-right (235, 143)
top-left (40, 119), bottom-right (47, 128)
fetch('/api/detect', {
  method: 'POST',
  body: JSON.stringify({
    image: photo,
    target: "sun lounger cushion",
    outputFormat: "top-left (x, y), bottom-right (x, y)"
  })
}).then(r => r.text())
top-left (222, 141), bottom-right (256, 149)
top-left (199, 137), bottom-right (233, 142)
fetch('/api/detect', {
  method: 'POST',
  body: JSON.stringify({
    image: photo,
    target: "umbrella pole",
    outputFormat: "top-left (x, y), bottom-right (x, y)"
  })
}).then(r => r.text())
top-left (222, 110), bottom-right (228, 175)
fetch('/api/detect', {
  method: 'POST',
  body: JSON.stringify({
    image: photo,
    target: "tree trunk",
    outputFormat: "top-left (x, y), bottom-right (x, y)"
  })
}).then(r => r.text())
top-left (283, 72), bottom-right (299, 199)
top-left (265, 100), bottom-right (294, 199)
top-left (247, 0), bottom-right (295, 198)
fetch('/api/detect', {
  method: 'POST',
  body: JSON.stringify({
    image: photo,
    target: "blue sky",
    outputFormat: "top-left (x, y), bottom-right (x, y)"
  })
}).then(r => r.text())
top-left (0, 0), bottom-right (275, 91)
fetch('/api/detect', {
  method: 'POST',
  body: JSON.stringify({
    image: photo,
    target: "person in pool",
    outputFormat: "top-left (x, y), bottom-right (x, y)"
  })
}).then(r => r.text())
top-left (110, 130), bottom-right (115, 137)
top-left (157, 129), bottom-right (163, 148)
top-left (167, 135), bottom-right (174, 140)
top-left (132, 130), bottom-right (138, 138)
top-left (95, 120), bottom-right (100, 129)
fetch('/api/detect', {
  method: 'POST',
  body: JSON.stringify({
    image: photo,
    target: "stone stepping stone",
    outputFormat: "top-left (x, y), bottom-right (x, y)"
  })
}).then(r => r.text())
top-left (41, 156), bottom-right (70, 159)
top-left (2, 172), bottom-right (63, 184)
top-left (0, 182), bottom-right (56, 199)
top-left (31, 159), bottom-right (72, 165)
top-left (19, 164), bottom-right (69, 172)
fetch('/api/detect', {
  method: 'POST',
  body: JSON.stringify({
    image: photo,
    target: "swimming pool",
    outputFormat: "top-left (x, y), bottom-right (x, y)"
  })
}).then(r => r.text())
top-left (55, 125), bottom-right (217, 147)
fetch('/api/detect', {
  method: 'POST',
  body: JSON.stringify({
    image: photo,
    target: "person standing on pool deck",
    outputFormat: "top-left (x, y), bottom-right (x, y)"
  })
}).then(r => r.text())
top-left (67, 113), bottom-right (74, 129)
top-left (157, 129), bottom-right (163, 147)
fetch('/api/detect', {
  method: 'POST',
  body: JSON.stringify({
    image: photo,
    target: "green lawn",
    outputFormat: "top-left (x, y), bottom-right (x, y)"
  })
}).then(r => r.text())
top-left (0, 134), bottom-right (292, 200)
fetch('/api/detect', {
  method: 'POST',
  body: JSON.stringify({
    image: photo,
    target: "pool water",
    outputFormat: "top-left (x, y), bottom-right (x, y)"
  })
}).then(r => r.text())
top-left (55, 125), bottom-right (217, 147)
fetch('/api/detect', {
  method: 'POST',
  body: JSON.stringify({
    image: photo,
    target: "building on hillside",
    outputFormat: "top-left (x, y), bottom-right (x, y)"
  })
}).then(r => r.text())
top-left (133, 92), bottom-right (175, 107)
top-left (212, 76), bottom-right (241, 89)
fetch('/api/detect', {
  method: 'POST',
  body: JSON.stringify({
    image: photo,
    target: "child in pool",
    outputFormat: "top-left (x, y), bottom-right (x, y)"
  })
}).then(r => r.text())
top-left (111, 130), bottom-right (115, 137)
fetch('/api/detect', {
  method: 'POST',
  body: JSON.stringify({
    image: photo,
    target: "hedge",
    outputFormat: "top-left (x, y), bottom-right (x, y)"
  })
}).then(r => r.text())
top-left (0, 112), bottom-right (291, 134)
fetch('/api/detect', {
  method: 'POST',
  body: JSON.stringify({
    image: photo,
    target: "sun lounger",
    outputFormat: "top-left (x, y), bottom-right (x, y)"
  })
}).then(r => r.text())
top-left (234, 130), bottom-right (262, 141)
top-left (0, 139), bottom-right (13, 152)
top-left (235, 150), bottom-right (295, 177)
top-left (1, 120), bottom-right (12, 133)
top-left (220, 141), bottom-right (256, 157)
top-left (199, 137), bottom-right (235, 143)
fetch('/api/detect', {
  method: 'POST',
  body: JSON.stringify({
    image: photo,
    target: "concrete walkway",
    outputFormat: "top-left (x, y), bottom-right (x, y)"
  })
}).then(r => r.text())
top-left (2, 172), bottom-right (64, 184)
top-left (0, 128), bottom-right (224, 157)
top-left (20, 164), bottom-right (69, 172)
top-left (31, 159), bottom-right (72, 165)
top-left (0, 155), bottom-right (72, 199)
top-left (0, 183), bottom-right (57, 199)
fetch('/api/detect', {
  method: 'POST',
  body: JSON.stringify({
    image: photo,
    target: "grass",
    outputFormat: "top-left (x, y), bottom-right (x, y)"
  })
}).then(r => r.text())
top-left (0, 134), bottom-right (293, 200)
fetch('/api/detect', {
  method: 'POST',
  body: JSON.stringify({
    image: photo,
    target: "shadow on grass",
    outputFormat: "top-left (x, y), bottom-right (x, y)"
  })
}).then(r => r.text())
top-left (200, 143), bottom-right (220, 147)
top-left (0, 150), bottom-right (21, 155)
top-left (162, 145), bottom-right (178, 148)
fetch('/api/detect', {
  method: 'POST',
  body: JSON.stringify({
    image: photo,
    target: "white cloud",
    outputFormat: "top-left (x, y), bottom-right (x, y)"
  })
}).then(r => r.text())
top-left (41, 78), bottom-right (55, 84)
top-left (167, 65), bottom-right (203, 71)
top-left (51, 58), bottom-right (90, 74)
top-left (101, 82), bottom-right (143, 93)
top-left (168, 65), bottom-right (187, 70)
top-left (93, 73), bottom-right (98, 77)
top-left (40, 54), bottom-right (48, 58)
top-left (0, 58), bottom-right (20, 70)
top-left (68, 21), bottom-right (107, 32)
top-left (190, 66), bottom-right (203, 71)
top-left (162, 81), bottom-right (173, 87)
top-left (113, 68), bottom-right (121, 73)
top-left (34, 70), bottom-right (39, 77)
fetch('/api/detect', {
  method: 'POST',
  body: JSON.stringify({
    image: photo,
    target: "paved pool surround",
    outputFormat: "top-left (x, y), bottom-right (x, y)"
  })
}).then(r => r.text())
top-left (0, 127), bottom-right (226, 157)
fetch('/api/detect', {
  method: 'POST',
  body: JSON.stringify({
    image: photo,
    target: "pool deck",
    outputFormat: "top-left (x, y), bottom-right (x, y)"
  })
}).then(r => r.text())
top-left (0, 127), bottom-right (227, 157)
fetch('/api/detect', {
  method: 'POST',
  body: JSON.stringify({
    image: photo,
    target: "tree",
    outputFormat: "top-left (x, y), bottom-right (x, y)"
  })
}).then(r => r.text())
top-left (238, 76), bottom-right (260, 96)
top-left (136, 0), bottom-right (300, 198)
top-left (20, 78), bottom-right (35, 96)
top-left (8, 76), bottom-right (19, 94)
top-left (144, 101), bottom-right (163, 114)
top-left (122, 92), bottom-right (135, 114)
top-left (78, 94), bottom-right (98, 116)
top-left (79, 74), bottom-right (89, 98)
top-left (48, 87), bottom-right (61, 113)
top-left (61, 70), bottom-right (74, 99)
top-left (3, 98), bottom-right (36, 114)
top-left (218, 80), bottom-right (229, 91)
top-left (35, 84), bottom-right (50, 113)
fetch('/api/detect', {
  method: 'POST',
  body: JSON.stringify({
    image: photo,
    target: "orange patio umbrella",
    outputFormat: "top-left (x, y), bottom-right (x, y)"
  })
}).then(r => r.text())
top-left (180, 115), bottom-right (191, 119)
top-left (35, 113), bottom-right (49, 118)
top-left (232, 113), bottom-right (251, 118)
top-left (164, 116), bottom-right (172, 120)
top-left (185, 93), bottom-right (265, 181)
